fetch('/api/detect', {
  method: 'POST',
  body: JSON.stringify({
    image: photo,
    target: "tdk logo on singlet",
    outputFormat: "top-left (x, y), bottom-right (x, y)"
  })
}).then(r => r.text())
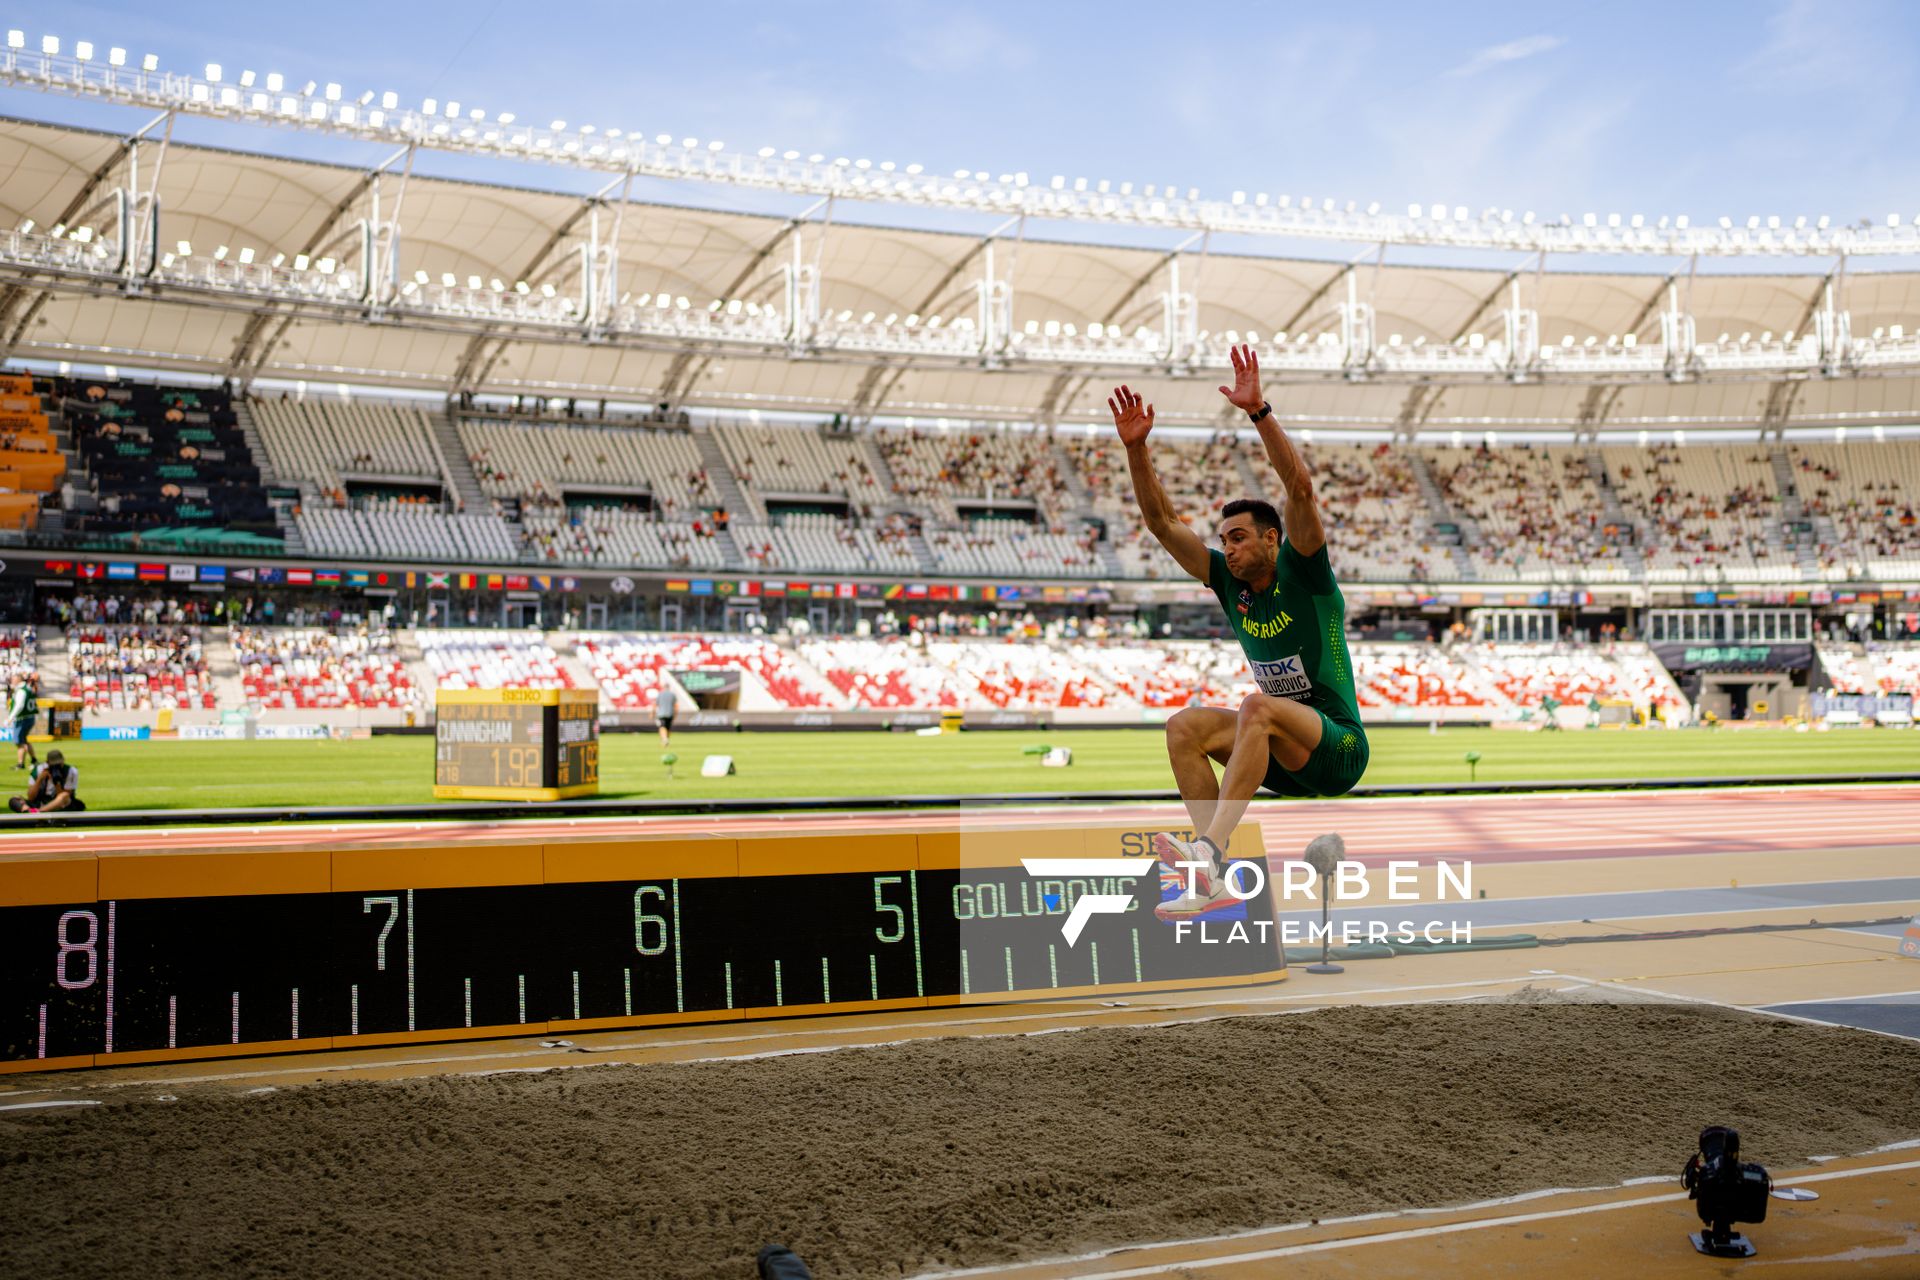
top-left (1240, 609), bottom-right (1294, 639)
top-left (1249, 654), bottom-right (1313, 699)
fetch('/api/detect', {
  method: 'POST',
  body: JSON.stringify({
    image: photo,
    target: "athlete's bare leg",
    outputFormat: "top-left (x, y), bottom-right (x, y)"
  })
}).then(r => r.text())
top-left (1211, 693), bottom-right (1321, 848)
top-left (1163, 706), bottom-right (1237, 831)
top-left (1166, 695), bottom-right (1321, 847)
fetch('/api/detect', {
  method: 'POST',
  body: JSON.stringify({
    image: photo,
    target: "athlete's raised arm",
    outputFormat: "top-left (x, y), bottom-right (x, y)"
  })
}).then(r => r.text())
top-left (1218, 344), bottom-right (1326, 557)
top-left (1109, 384), bottom-right (1210, 581)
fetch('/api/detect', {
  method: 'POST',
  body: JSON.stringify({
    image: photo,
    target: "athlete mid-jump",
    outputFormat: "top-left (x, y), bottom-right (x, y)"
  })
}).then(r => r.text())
top-left (1108, 344), bottom-right (1369, 919)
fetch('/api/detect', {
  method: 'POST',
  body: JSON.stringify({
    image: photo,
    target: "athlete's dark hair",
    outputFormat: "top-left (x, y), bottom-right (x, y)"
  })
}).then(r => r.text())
top-left (1219, 498), bottom-right (1281, 536)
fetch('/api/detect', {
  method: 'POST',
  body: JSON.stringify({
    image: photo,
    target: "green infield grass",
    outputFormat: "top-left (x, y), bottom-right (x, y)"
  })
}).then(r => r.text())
top-left (11, 725), bottom-right (1917, 813)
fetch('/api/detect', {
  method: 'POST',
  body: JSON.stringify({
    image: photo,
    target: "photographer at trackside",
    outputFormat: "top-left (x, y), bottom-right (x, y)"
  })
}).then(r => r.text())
top-left (10, 749), bottom-right (84, 814)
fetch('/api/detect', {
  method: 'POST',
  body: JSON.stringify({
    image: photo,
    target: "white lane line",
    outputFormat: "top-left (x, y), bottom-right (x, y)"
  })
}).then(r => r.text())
top-left (0, 1099), bottom-right (102, 1112)
top-left (915, 1158), bottom-right (1920, 1278)
top-left (34, 976), bottom-right (1568, 1092)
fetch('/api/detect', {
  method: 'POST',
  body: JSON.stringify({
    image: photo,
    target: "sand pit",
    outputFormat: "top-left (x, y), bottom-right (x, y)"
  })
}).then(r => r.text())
top-left (5, 1001), bottom-right (1919, 1279)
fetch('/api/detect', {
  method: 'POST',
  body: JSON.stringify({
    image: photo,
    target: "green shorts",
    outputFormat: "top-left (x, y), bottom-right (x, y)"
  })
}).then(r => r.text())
top-left (1260, 710), bottom-right (1369, 798)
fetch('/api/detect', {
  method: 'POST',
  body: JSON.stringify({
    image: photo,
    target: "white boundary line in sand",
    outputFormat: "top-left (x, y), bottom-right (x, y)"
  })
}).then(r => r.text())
top-left (909, 1157), bottom-right (1920, 1278)
top-left (8, 974), bottom-right (1580, 1094)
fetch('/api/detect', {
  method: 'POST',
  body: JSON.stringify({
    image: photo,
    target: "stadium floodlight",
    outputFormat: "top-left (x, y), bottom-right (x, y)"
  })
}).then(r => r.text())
top-left (496, 111), bottom-right (513, 124)
top-left (270, 252), bottom-right (284, 267)
top-left (206, 63), bottom-right (221, 80)
top-left (213, 244), bottom-right (228, 260)
top-left (515, 281), bottom-right (529, 294)
top-left (1719, 216), bottom-right (1733, 229)
top-left (323, 82), bottom-right (340, 101)
top-left (142, 53), bottom-right (157, 71)
top-left (354, 89), bottom-right (371, 106)
top-left (466, 274), bottom-right (481, 289)
top-left (5, 31), bottom-right (22, 49)
top-left (1890, 214), bottom-right (1903, 228)
top-left (238, 247), bottom-right (254, 264)
top-left (175, 239), bottom-right (191, 255)
top-left (905, 163), bottom-right (922, 174)
top-left (265, 72), bottom-right (282, 92)
top-left (440, 272), bottom-right (455, 286)
top-left (413, 270), bottom-right (428, 284)
top-left (241, 70), bottom-right (257, 87)
top-left (74, 41), bottom-right (92, 60)
top-left (41, 35), bottom-right (58, 55)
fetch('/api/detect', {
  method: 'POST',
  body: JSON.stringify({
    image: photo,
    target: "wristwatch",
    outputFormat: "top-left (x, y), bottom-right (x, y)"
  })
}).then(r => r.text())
top-left (1248, 402), bottom-right (1273, 423)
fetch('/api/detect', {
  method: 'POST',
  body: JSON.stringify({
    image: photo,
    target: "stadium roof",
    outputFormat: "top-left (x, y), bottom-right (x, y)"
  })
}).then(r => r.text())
top-left (2, 114), bottom-right (1919, 434)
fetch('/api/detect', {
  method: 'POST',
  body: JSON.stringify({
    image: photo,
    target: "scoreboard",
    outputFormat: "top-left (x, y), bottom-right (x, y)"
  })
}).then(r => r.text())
top-left (0, 822), bottom-right (1285, 1072)
top-left (434, 688), bottom-right (599, 800)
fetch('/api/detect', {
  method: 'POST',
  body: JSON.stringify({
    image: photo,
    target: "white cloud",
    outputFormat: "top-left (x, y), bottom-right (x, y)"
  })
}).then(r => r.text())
top-left (1446, 34), bottom-right (1565, 78)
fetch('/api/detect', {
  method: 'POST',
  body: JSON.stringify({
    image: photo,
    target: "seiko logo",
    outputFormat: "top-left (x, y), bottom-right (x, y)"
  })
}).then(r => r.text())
top-left (794, 713), bottom-right (832, 726)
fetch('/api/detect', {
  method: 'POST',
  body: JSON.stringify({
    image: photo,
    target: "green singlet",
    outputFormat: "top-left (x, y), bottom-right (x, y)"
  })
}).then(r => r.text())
top-left (1206, 541), bottom-right (1370, 798)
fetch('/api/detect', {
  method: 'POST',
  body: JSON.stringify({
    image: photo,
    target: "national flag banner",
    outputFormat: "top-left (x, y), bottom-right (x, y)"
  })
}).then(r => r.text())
top-left (534, 575), bottom-right (552, 591)
top-left (1068, 587), bottom-right (1088, 602)
top-left (256, 568), bottom-right (284, 585)
top-left (835, 582), bottom-right (855, 599)
top-left (427, 572), bottom-right (450, 589)
top-left (739, 580), bottom-right (761, 596)
top-left (665, 579), bottom-right (690, 593)
top-left (505, 574), bottom-right (530, 590)
top-left (786, 581), bottom-right (811, 597)
top-left (41, 560), bottom-right (72, 574)
top-left (139, 564), bottom-right (168, 581)
top-left (981, 586), bottom-right (998, 601)
top-left (199, 565), bottom-right (227, 583)
top-left (928, 584), bottom-right (952, 600)
top-left (715, 580), bottom-right (736, 596)
top-left (77, 563), bottom-right (105, 580)
top-left (287, 569), bottom-right (314, 585)
top-left (762, 580), bottom-right (785, 595)
top-left (485, 574), bottom-right (505, 591)
top-left (905, 583), bottom-right (929, 598)
top-left (559, 576), bottom-right (578, 591)
top-left (883, 584), bottom-right (903, 599)
top-left (347, 570), bottom-right (371, 587)
top-left (107, 563), bottom-right (136, 580)
top-left (1042, 586), bottom-right (1066, 600)
top-left (998, 586), bottom-right (1023, 601)
top-left (315, 570), bottom-right (343, 585)
top-left (167, 561), bottom-right (194, 582)
top-left (952, 585), bottom-right (974, 601)
top-left (811, 583), bottom-right (834, 598)
top-left (691, 580), bottom-right (715, 595)
top-left (457, 573), bottom-right (476, 589)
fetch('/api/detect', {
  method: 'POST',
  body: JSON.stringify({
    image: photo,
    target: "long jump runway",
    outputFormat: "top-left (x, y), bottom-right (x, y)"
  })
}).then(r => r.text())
top-left (5, 784), bottom-right (1918, 1277)
top-left (6, 782), bottom-right (1918, 862)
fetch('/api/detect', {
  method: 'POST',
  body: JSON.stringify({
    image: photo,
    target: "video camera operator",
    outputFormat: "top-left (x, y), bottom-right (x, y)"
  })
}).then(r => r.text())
top-left (10, 748), bottom-right (84, 814)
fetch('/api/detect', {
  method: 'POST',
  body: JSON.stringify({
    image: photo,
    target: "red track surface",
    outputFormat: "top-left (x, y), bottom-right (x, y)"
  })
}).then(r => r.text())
top-left (6, 785), bottom-right (1917, 862)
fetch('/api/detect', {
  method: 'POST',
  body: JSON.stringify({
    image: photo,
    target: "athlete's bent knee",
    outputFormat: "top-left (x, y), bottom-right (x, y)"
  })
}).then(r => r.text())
top-left (1237, 691), bottom-right (1272, 724)
top-left (1166, 706), bottom-right (1209, 748)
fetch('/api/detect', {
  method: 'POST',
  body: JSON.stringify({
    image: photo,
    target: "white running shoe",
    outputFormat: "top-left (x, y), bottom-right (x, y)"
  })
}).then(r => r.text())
top-left (1151, 831), bottom-right (1236, 921)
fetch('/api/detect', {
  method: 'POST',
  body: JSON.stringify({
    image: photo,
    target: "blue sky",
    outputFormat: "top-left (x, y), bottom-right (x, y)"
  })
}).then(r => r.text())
top-left (4, 0), bottom-right (1918, 253)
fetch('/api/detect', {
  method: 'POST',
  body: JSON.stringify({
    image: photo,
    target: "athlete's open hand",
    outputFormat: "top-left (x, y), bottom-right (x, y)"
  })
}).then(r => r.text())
top-left (1108, 384), bottom-right (1154, 446)
top-left (1219, 343), bottom-right (1264, 414)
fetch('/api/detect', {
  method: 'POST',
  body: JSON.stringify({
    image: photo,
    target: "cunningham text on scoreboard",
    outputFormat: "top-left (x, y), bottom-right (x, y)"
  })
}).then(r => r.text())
top-left (433, 688), bottom-right (599, 800)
